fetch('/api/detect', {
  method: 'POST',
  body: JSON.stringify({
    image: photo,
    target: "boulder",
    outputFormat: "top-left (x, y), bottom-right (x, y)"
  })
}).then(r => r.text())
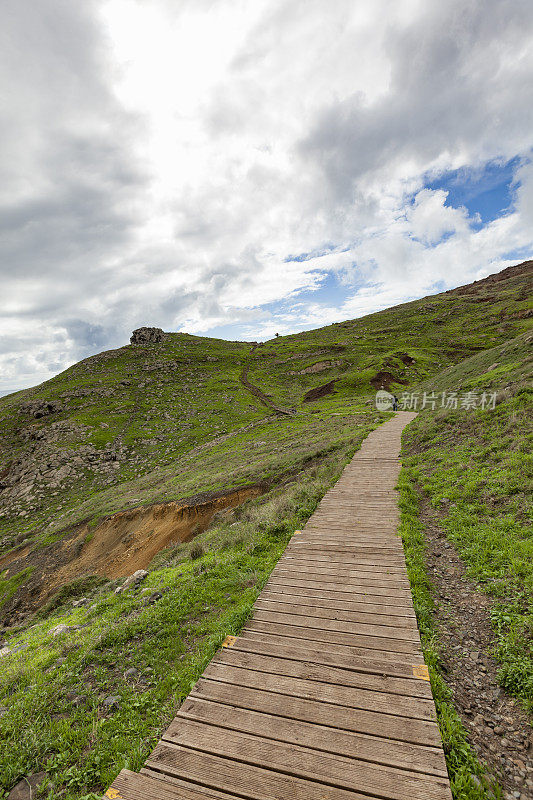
top-left (117, 569), bottom-right (148, 593)
top-left (20, 400), bottom-right (62, 419)
top-left (102, 695), bottom-right (121, 710)
top-left (130, 327), bottom-right (164, 345)
top-left (50, 624), bottom-right (76, 637)
top-left (124, 667), bottom-right (139, 679)
top-left (7, 773), bottom-right (47, 800)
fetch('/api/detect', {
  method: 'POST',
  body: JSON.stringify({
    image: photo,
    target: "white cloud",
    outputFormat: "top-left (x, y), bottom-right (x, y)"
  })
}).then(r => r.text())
top-left (405, 189), bottom-right (471, 245)
top-left (1, 0), bottom-right (532, 391)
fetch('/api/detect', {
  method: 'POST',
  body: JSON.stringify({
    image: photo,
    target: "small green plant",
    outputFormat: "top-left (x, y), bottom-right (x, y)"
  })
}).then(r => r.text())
top-left (189, 542), bottom-right (204, 560)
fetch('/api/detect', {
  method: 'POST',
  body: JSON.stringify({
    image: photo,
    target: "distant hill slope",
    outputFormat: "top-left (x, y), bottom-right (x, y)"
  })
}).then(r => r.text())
top-left (0, 259), bottom-right (531, 622)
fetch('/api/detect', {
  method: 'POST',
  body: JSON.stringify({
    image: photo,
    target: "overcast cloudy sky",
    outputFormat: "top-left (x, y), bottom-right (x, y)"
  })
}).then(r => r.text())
top-left (1, 0), bottom-right (533, 393)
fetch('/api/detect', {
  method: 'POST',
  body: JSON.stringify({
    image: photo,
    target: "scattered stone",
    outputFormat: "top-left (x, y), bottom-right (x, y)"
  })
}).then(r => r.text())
top-left (50, 624), bottom-right (76, 637)
top-left (120, 569), bottom-right (149, 592)
top-left (124, 667), bottom-right (139, 679)
top-left (421, 498), bottom-right (533, 797)
top-left (102, 695), bottom-right (121, 710)
top-left (72, 598), bottom-right (88, 607)
top-left (20, 400), bottom-right (62, 419)
top-left (0, 646), bottom-right (11, 658)
top-left (147, 592), bottom-right (163, 605)
top-left (7, 772), bottom-right (47, 800)
top-left (72, 695), bottom-right (88, 707)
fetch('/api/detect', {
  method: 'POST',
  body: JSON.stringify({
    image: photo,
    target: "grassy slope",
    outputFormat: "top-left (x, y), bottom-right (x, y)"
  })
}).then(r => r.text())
top-left (0, 440), bottom-right (374, 799)
top-left (0, 261), bottom-right (531, 798)
top-left (0, 261), bottom-right (530, 553)
top-left (399, 334), bottom-right (532, 798)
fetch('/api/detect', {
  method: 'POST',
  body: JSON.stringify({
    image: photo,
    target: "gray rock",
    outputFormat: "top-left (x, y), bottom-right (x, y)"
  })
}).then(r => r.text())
top-left (7, 772), bottom-right (47, 800)
top-left (102, 695), bottom-right (121, 710)
top-left (50, 624), bottom-right (76, 637)
top-left (121, 569), bottom-right (149, 591)
top-left (0, 646), bottom-right (11, 658)
top-left (20, 399), bottom-right (62, 419)
top-left (124, 667), bottom-right (139, 679)
top-left (72, 695), bottom-right (88, 707)
top-left (130, 327), bottom-right (164, 345)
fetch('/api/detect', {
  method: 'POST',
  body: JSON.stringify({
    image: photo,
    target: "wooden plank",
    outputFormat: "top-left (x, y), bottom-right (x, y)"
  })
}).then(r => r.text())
top-left (266, 570), bottom-right (412, 602)
top-left (160, 718), bottom-right (451, 800)
top-left (270, 567), bottom-right (411, 587)
top-left (287, 539), bottom-right (404, 549)
top-left (263, 580), bottom-right (415, 605)
top-left (291, 537), bottom-right (397, 550)
top-left (272, 561), bottom-right (411, 579)
top-left (250, 609), bottom-right (421, 642)
top-left (244, 618), bottom-right (423, 655)
top-left (234, 630), bottom-right (424, 676)
top-left (254, 598), bottom-right (419, 629)
top-left (191, 678), bottom-right (441, 747)
top-left (104, 769), bottom-right (239, 799)
top-left (259, 589), bottom-right (417, 617)
top-left (211, 648), bottom-right (432, 698)
top-left (282, 554), bottom-right (407, 568)
top-left (179, 697), bottom-right (447, 776)
top-left (278, 561), bottom-right (408, 576)
top-left (200, 663), bottom-right (435, 720)
top-left (145, 743), bottom-right (375, 800)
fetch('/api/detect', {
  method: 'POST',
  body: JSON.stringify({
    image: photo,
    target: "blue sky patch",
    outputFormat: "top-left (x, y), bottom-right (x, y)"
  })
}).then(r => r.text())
top-left (426, 156), bottom-right (520, 227)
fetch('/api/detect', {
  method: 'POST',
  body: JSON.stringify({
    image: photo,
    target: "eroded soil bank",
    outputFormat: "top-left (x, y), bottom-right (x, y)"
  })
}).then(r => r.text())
top-left (0, 484), bottom-right (264, 624)
top-left (69, 485), bottom-right (263, 579)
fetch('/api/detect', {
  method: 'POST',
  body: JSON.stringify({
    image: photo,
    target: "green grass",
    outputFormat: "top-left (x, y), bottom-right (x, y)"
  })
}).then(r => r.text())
top-left (402, 386), bottom-right (533, 709)
top-left (0, 263), bottom-right (530, 551)
top-left (0, 441), bottom-right (367, 799)
top-left (397, 342), bottom-right (532, 798)
top-left (398, 469), bottom-right (503, 800)
top-left (0, 567), bottom-right (34, 609)
top-left (0, 261), bottom-right (531, 798)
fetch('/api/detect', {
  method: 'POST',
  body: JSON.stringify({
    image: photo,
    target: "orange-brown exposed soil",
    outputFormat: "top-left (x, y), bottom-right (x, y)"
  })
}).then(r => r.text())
top-left (63, 485), bottom-right (263, 580)
top-left (0, 484), bottom-right (264, 624)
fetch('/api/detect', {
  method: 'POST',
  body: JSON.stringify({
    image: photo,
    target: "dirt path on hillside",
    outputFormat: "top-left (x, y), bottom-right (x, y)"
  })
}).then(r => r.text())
top-left (239, 346), bottom-right (293, 416)
top-left (420, 497), bottom-right (533, 798)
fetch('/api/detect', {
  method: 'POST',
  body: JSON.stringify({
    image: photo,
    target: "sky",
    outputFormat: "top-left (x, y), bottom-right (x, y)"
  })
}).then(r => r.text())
top-left (1, 0), bottom-right (533, 394)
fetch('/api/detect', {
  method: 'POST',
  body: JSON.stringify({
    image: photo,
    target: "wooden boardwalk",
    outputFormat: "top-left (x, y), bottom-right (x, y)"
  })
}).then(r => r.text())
top-left (103, 412), bottom-right (452, 800)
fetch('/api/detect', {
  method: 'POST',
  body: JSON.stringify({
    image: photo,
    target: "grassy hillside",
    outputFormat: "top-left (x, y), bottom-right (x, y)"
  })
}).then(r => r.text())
top-left (0, 259), bottom-right (531, 799)
top-left (0, 444), bottom-right (373, 800)
top-left (399, 333), bottom-right (533, 798)
top-left (1, 260), bottom-right (530, 553)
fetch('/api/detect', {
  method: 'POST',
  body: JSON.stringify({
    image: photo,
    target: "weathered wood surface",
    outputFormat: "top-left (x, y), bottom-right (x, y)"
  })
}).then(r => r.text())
top-left (102, 412), bottom-right (452, 800)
